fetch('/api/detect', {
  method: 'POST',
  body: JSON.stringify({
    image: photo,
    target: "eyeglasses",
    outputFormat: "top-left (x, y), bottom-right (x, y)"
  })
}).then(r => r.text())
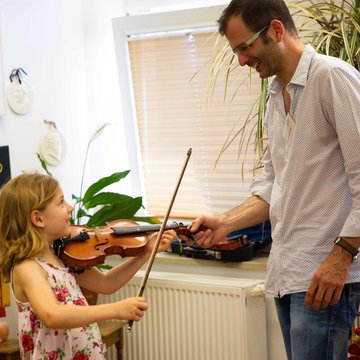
top-left (231, 25), bottom-right (269, 56)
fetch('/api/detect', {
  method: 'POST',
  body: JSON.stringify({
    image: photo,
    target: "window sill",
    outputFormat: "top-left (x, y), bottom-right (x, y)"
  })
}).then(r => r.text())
top-left (155, 251), bottom-right (268, 271)
top-left (106, 251), bottom-right (268, 281)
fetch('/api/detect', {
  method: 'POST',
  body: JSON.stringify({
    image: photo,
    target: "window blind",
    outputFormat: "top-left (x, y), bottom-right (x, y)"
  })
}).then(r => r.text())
top-left (128, 30), bottom-right (263, 218)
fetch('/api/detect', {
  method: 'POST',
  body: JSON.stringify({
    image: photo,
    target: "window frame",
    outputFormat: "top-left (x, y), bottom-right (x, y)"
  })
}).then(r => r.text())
top-left (112, 4), bottom-right (228, 203)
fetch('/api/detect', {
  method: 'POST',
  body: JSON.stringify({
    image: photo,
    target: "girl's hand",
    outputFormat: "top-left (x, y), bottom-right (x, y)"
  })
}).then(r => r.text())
top-left (114, 297), bottom-right (148, 321)
top-left (146, 229), bottom-right (177, 254)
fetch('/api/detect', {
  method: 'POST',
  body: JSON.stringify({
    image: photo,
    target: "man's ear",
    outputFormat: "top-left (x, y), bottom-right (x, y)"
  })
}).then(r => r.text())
top-left (268, 19), bottom-right (285, 42)
top-left (30, 210), bottom-right (45, 228)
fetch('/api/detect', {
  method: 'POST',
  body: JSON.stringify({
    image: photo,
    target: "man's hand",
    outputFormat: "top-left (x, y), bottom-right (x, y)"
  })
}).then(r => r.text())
top-left (183, 196), bottom-right (270, 248)
top-left (189, 214), bottom-right (228, 248)
top-left (305, 245), bottom-right (352, 310)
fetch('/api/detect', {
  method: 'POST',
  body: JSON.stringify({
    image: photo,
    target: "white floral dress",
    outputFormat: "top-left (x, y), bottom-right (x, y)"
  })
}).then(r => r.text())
top-left (14, 258), bottom-right (106, 360)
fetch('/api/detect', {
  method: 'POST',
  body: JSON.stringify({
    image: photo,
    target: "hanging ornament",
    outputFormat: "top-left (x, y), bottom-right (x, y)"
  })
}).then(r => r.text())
top-left (6, 68), bottom-right (33, 115)
top-left (39, 120), bottom-right (66, 166)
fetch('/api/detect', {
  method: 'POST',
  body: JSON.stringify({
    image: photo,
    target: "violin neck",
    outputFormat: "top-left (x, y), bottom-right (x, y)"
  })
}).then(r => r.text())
top-left (111, 222), bottom-right (180, 236)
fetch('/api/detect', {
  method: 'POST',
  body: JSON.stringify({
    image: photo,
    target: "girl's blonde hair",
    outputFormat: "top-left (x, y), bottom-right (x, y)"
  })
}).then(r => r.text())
top-left (0, 172), bottom-right (60, 282)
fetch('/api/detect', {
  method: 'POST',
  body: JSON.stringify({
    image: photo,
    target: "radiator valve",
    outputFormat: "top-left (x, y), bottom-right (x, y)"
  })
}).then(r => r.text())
top-left (249, 283), bottom-right (265, 296)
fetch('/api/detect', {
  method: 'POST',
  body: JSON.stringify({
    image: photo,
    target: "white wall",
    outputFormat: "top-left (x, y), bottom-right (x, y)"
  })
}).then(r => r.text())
top-left (1, 0), bottom-right (85, 199)
top-left (81, 0), bottom-right (131, 194)
top-left (0, 0), bottom-right (128, 338)
top-left (0, 0), bottom-right (131, 202)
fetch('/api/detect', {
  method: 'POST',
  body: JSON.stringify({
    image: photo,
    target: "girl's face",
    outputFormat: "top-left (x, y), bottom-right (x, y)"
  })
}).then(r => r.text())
top-left (36, 186), bottom-right (73, 242)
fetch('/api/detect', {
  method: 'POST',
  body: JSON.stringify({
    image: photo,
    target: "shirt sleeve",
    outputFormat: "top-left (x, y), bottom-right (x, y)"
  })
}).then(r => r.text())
top-left (250, 141), bottom-right (274, 204)
top-left (328, 66), bottom-right (360, 236)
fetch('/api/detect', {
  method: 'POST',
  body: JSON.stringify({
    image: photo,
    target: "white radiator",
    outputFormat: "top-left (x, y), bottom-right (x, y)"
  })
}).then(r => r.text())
top-left (98, 271), bottom-right (267, 360)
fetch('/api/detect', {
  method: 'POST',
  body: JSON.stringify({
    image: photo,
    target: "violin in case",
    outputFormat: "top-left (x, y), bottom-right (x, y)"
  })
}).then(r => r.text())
top-left (169, 221), bottom-right (271, 262)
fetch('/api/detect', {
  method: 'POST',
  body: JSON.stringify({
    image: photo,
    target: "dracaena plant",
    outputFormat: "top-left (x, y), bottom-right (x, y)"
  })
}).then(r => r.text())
top-left (37, 123), bottom-right (159, 227)
top-left (290, 0), bottom-right (360, 70)
top-left (209, 0), bottom-right (360, 168)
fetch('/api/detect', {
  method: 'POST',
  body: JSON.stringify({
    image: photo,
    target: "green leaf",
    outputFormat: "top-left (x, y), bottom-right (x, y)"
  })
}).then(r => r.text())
top-left (72, 194), bottom-right (80, 202)
top-left (96, 264), bottom-right (113, 271)
top-left (83, 192), bottom-right (134, 210)
top-left (36, 153), bottom-right (53, 176)
top-left (76, 208), bottom-right (89, 220)
top-left (86, 196), bottom-right (143, 227)
top-left (82, 171), bottom-right (130, 203)
top-left (72, 208), bottom-right (90, 225)
top-left (131, 216), bottom-right (161, 224)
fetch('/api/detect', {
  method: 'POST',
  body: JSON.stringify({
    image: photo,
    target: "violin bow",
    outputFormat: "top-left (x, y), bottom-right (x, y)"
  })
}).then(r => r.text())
top-left (127, 147), bottom-right (192, 332)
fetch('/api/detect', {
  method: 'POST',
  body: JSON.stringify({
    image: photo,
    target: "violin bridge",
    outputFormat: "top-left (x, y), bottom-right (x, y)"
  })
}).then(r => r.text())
top-left (94, 227), bottom-right (102, 241)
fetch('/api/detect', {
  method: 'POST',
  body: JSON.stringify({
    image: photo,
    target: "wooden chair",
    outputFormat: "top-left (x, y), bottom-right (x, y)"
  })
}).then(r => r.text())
top-left (0, 339), bottom-right (20, 360)
top-left (98, 320), bottom-right (124, 360)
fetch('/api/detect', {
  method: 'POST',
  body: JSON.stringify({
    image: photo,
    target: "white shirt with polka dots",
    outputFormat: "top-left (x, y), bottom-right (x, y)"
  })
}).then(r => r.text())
top-left (251, 45), bottom-right (360, 297)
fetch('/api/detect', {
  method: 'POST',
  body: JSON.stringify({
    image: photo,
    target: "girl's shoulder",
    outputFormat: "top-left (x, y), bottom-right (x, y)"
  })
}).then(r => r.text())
top-left (13, 258), bottom-right (42, 271)
top-left (11, 258), bottom-right (48, 302)
top-left (12, 257), bottom-right (66, 279)
top-left (33, 257), bottom-right (66, 272)
top-left (12, 258), bottom-right (47, 281)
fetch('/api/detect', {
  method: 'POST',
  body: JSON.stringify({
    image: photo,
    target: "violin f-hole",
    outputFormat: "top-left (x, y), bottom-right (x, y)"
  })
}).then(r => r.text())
top-left (92, 228), bottom-right (110, 251)
top-left (94, 238), bottom-right (110, 251)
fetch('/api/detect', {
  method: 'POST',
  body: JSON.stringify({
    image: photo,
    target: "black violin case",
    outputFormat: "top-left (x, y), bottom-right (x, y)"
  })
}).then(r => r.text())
top-left (168, 221), bottom-right (271, 262)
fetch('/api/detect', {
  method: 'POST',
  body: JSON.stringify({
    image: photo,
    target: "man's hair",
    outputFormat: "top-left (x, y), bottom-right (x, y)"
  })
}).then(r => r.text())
top-left (218, 0), bottom-right (297, 37)
top-left (0, 172), bottom-right (59, 281)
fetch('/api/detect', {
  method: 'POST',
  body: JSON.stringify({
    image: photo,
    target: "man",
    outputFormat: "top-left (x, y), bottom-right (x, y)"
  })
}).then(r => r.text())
top-left (189, 0), bottom-right (360, 358)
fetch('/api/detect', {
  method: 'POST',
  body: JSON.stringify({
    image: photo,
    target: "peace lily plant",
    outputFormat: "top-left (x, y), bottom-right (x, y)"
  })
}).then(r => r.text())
top-left (38, 122), bottom-right (159, 227)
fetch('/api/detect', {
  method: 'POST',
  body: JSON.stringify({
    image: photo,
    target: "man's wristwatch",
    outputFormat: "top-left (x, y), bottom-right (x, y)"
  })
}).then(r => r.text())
top-left (334, 237), bottom-right (359, 262)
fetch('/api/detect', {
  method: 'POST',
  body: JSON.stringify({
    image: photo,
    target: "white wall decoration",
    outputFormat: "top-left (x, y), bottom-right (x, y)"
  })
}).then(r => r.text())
top-left (39, 120), bottom-right (66, 166)
top-left (6, 68), bottom-right (33, 115)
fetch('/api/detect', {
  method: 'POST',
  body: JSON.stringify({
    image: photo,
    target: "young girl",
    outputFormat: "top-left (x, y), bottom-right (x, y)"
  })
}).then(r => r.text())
top-left (0, 172), bottom-right (176, 359)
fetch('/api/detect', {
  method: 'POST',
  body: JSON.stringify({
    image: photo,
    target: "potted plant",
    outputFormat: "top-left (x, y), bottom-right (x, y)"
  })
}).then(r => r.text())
top-left (37, 123), bottom-right (159, 227)
top-left (208, 0), bottom-right (360, 168)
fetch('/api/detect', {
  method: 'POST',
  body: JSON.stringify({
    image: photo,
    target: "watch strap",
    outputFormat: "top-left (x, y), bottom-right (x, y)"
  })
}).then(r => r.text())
top-left (334, 237), bottom-right (359, 261)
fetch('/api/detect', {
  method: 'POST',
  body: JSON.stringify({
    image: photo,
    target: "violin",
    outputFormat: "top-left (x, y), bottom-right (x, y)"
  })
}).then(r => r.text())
top-left (52, 219), bottom-right (194, 269)
top-left (212, 234), bottom-right (249, 250)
